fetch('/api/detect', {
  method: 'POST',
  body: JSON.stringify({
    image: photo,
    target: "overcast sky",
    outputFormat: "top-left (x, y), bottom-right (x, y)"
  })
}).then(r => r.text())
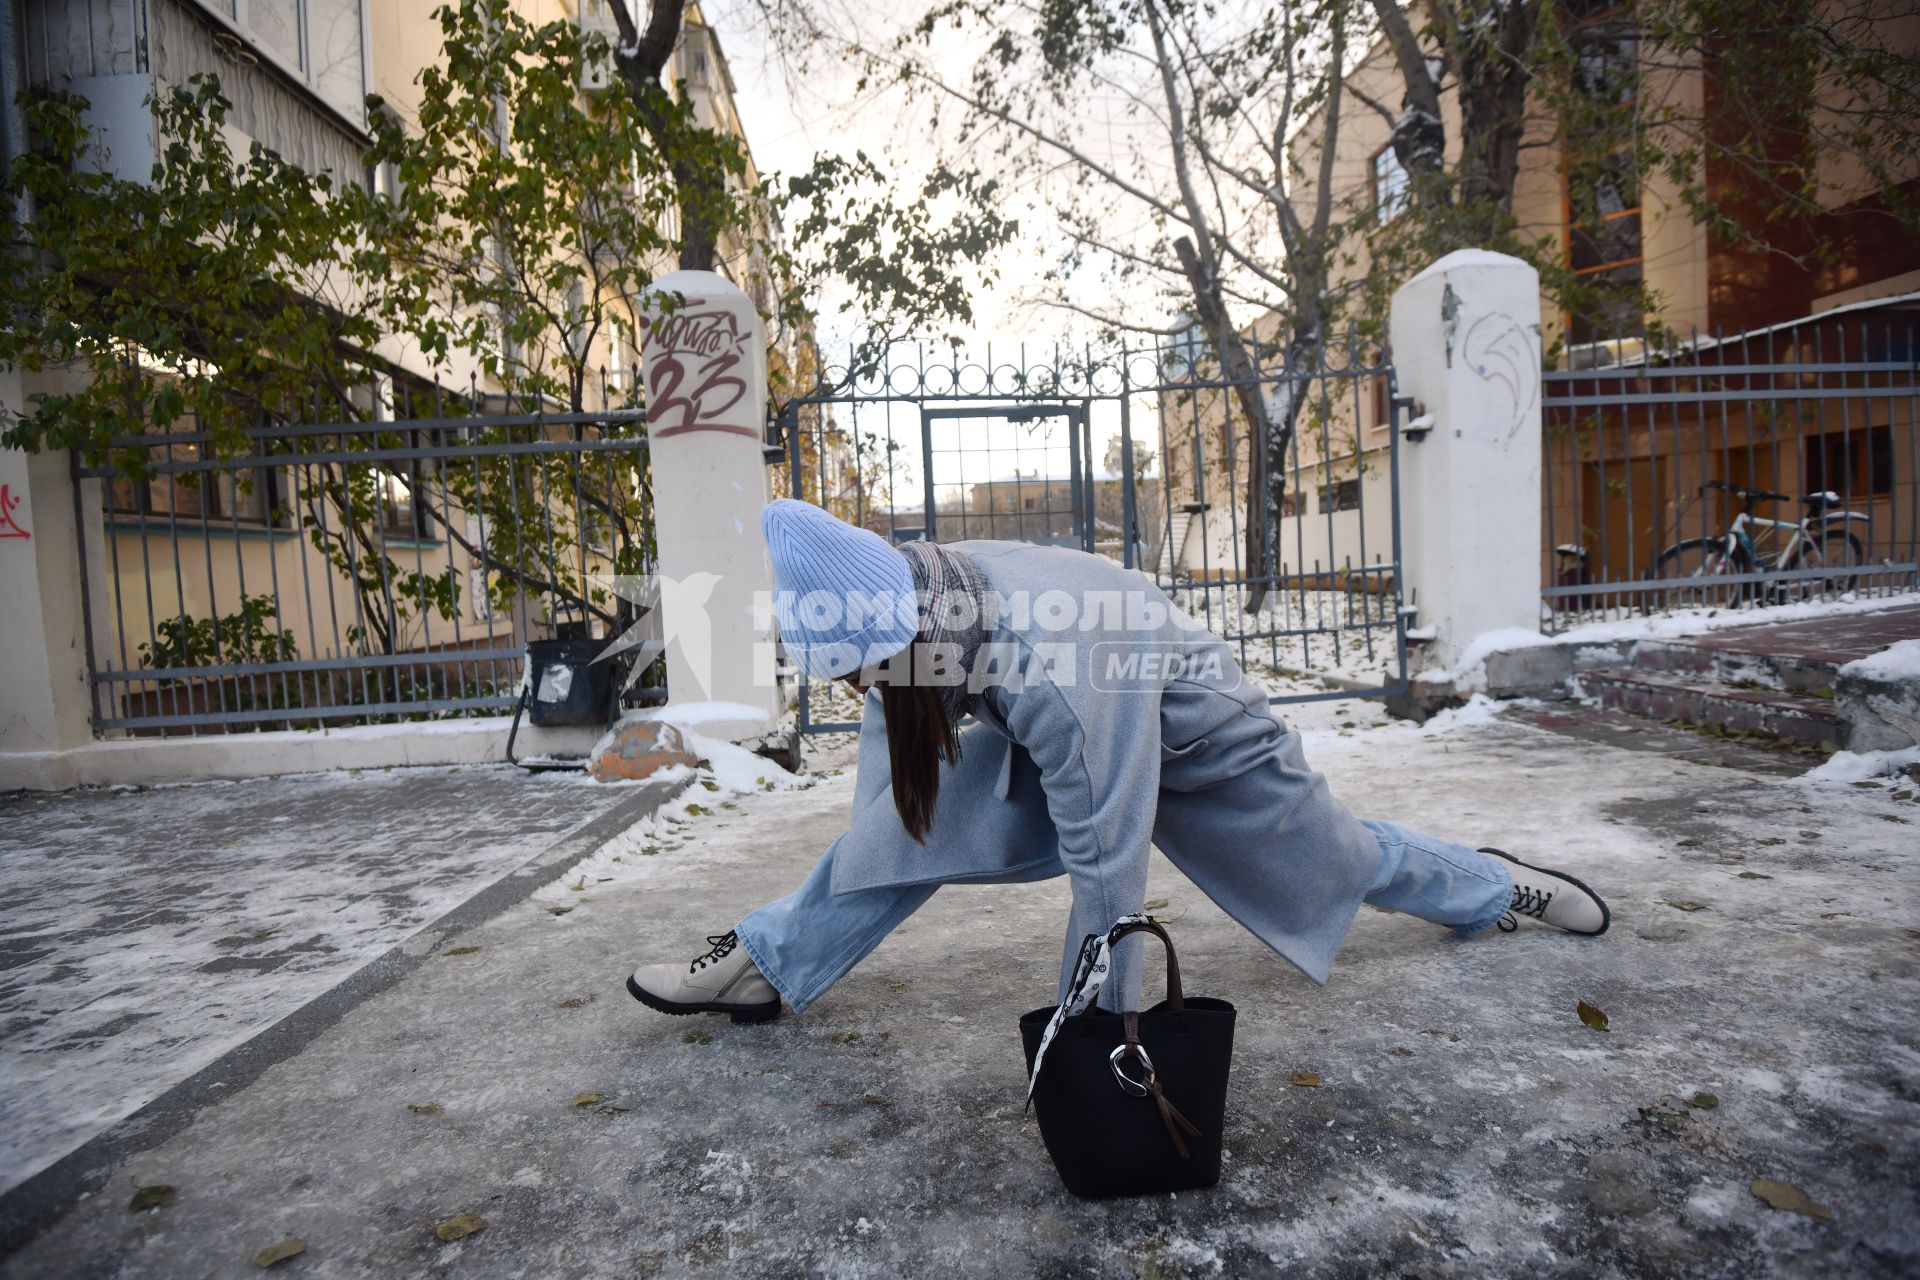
top-left (703, 1), bottom-right (1179, 497)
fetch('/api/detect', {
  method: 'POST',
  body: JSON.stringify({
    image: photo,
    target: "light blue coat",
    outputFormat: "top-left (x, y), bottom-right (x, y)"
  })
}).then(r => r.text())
top-left (822, 540), bottom-right (1384, 1008)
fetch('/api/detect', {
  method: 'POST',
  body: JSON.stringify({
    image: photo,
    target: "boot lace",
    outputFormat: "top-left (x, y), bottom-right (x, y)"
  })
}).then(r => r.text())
top-left (690, 931), bottom-right (739, 973)
top-left (1498, 883), bottom-right (1554, 932)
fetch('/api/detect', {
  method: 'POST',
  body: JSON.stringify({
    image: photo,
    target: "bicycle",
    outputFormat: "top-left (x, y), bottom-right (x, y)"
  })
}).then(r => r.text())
top-left (1650, 481), bottom-right (1868, 609)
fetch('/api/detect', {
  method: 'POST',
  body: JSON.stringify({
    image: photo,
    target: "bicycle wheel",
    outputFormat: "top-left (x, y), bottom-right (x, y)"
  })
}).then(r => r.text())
top-left (1780, 528), bottom-right (1867, 600)
top-left (1652, 537), bottom-right (1742, 611)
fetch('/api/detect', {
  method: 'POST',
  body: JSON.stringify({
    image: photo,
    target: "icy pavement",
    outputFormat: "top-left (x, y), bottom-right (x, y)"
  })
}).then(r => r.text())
top-left (0, 766), bottom-right (662, 1199)
top-left (5, 703), bottom-right (1919, 1278)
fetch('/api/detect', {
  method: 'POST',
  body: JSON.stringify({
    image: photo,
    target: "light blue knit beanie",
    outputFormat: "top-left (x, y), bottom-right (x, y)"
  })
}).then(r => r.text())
top-left (762, 499), bottom-right (918, 679)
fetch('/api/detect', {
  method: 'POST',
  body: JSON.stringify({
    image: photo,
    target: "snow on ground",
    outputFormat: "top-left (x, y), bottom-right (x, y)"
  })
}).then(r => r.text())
top-left (1541, 589), bottom-right (1919, 647)
top-left (1807, 744), bottom-right (1920, 781)
top-left (1841, 637), bottom-right (1920, 683)
top-left (0, 765), bottom-right (641, 1195)
top-left (16, 681), bottom-right (1917, 1276)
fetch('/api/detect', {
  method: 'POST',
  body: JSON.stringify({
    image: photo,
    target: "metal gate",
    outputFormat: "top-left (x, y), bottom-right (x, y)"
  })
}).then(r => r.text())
top-left (70, 406), bottom-right (660, 737)
top-left (778, 336), bottom-right (1411, 732)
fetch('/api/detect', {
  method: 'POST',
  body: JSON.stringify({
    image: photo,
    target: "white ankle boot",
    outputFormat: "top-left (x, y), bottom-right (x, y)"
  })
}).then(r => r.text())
top-left (1481, 849), bottom-right (1610, 935)
top-left (627, 931), bottom-right (782, 1023)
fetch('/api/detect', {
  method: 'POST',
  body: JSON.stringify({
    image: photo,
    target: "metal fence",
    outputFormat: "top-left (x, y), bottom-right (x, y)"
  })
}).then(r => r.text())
top-left (776, 334), bottom-right (1410, 732)
top-left (73, 407), bottom-right (659, 735)
top-left (1541, 314), bottom-right (1919, 628)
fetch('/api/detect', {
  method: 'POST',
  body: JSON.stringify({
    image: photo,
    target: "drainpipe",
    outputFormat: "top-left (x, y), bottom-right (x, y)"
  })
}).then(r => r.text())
top-left (0, 0), bottom-right (28, 224)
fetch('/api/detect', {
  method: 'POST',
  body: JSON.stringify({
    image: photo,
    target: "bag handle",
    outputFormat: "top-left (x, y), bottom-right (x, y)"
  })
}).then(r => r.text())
top-left (1077, 918), bottom-right (1184, 1014)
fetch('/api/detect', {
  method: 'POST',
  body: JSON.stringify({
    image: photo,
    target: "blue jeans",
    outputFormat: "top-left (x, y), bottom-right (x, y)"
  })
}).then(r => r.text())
top-left (735, 819), bottom-right (1513, 1014)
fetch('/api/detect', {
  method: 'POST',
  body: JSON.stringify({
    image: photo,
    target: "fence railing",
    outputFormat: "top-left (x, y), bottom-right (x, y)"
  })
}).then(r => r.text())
top-left (72, 410), bottom-right (658, 736)
top-left (1542, 316), bottom-right (1919, 629)
top-left (777, 334), bottom-right (1410, 730)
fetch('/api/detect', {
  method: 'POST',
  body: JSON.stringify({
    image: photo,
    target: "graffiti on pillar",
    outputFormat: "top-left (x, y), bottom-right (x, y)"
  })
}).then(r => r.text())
top-left (642, 301), bottom-right (757, 440)
top-left (0, 485), bottom-right (28, 540)
top-left (1462, 311), bottom-right (1539, 440)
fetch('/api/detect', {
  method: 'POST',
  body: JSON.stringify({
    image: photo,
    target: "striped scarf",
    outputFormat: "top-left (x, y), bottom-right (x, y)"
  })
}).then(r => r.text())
top-left (897, 540), bottom-right (994, 719)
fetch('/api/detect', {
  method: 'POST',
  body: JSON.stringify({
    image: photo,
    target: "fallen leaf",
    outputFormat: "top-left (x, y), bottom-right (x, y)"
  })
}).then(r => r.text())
top-left (1676, 837), bottom-right (1704, 848)
top-left (681, 1029), bottom-right (712, 1045)
top-left (434, 1212), bottom-right (487, 1243)
top-left (1387, 1047), bottom-right (1415, 1056)
top-left (1577, 1000), bottom-right (1610, 1032)
top-left (405, 1103), bottom-right (442, 1116)
top-left (1664, 900), bottom-right (1708, 912)
top-left (685, 803), bottom-right (708, 816)
top-left (555, 994), bottom-right (595, 1009)
top-left (443, 945), bottom-right (481, 956)
top-left (830, 1031), bottom-right (861, 1044)
top-left (700, 780), bottom-right (720, 792)
top-left (254, 1237), bottom-right (306, 1268)
top-left (547, 906), bottom-right (572, 917)
top-left (1143, 898), bottom-right (1170, 912)
top-left (1291, 1072), bottom-right (1322, 1088)
top-left (1737, 872), bottom-right (1773, 880)
top-left (861, 1094), bottom-right (891, 1106)
top-left (128, 1184), bottom-right (176, 1213)
top-left (571, 1093), bottom-right (602, 1107)
top-left (1751, 1178), bottom-right (1832, 1222)
top-left (1687, 1091), bottom-right (1720, 1109)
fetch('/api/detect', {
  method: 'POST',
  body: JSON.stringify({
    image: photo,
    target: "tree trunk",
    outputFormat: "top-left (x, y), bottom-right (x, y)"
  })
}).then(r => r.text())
top-left (1453, 0), bottom-right (1541, 214)
top-left (606, 0), bottom-right (725, 272)
top-left (1173, 236), bottom-right (1302, 613)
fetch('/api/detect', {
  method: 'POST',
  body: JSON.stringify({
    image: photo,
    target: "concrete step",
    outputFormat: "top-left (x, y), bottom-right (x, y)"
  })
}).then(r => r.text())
top-left (1630, 639), bottom-right (1840, 695)
top-left (1580, 671), bottom-right (1845, 747)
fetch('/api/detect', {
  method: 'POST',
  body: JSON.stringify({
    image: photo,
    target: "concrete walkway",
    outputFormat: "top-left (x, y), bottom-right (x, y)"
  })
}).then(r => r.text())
top-left (3, 704), bottom-right (1917, 1277)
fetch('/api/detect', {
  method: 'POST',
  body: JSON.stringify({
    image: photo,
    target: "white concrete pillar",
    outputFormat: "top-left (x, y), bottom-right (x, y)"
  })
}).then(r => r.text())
top-left (1388, 250), bottom-right (1544, 670)
top-left (638, 271), bottom-right (781, 741)
top-left (0, 367), bottom-right (104, 788)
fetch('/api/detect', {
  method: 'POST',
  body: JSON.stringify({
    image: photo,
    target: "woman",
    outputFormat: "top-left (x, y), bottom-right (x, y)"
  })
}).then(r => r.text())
top-left (628, 499), bottom-right (1608, 1025)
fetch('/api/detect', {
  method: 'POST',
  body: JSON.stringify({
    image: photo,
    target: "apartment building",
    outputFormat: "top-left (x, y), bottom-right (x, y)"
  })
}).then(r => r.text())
top-left (1163, 2), bottom-right (1917, 591)
top-left (6, 0), bottom-right (783, 731)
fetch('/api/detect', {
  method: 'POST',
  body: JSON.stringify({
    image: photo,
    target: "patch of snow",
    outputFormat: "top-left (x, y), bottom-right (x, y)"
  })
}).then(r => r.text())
top-left (1417, 695), bottom-right (1507, 735)
top-left (1804, 744), bottom-right (1920, 781)
top-left (1548, 591), bottom-right (1915, 647)
top-left (1840, 638), bottom-right (1920, 683)
top-left (1419, 628), bottom-right (1553, 688)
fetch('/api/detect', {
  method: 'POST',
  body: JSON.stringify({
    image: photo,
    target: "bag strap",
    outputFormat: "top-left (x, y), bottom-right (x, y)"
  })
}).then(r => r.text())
top-left (1117, 1010), bottom-right (1203, 1160)
top-left (1077, 918), bottom-right (1184, 1013)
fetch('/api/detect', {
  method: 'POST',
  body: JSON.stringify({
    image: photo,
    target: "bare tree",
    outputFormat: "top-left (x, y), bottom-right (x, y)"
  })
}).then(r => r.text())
top-left (1357, 0), bottom-right (1920, 326)
top-left (761, 0), bottom-right (1372, 607)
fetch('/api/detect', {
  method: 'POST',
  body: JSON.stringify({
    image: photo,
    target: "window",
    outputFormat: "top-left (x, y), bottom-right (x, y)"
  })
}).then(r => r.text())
top-left (195, 1), bottom-right (369, 128)
top-left (607, 318), bottom-right (631, 396)
top-left (1562, 5), bottom-right (1643, 344)
top-left (1804, 426), bottom-right (1893, 499)
top-left (1318, 478), bottom-right (1362, 513)
top-left (1371, 145), bottom-right (1409, 225)
top-left (369, 105), bottom-right (404, 202)
top-left (107, 447), bottom-right (288, 529)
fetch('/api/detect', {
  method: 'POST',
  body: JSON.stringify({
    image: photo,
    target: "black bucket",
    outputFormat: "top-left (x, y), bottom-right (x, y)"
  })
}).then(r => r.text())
top-left (524, 638), bottom-right (616, 728)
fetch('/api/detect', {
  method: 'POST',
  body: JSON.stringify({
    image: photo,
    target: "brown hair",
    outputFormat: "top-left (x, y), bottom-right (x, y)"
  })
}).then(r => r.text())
top-left (874, 644), bottom-right (959, 843)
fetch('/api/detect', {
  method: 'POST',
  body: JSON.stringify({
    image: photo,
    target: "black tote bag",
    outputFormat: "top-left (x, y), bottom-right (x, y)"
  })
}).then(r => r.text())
top-left (1018, 919), bottom-right (1236, 1198)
